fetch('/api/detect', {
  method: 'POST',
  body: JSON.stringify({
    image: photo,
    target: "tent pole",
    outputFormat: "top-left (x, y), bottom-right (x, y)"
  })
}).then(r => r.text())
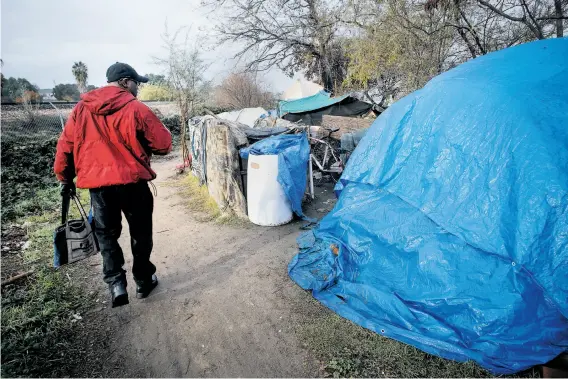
top-left (307, 124), bottom-right (315, 199)
top-left (309, 154), bottom-right (315, 200)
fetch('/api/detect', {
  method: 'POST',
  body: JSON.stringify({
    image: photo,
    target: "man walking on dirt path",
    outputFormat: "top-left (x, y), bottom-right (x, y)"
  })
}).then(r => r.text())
top-left (54, 62), bottom-right (172, 308)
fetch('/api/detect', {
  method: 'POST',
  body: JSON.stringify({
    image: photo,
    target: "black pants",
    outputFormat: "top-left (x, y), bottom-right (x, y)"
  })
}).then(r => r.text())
top-left (90, 181), bottom-right (156, 286)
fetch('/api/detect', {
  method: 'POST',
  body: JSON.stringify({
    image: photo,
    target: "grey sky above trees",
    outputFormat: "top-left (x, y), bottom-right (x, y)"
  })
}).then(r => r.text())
top-left (2, 0), bottom-right (565, 99)
top-left (1, 0), bottom-right (295, 91)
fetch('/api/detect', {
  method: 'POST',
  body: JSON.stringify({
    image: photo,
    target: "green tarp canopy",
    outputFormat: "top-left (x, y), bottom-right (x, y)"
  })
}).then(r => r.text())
top-left (278, 91), bottom-right (373, 126)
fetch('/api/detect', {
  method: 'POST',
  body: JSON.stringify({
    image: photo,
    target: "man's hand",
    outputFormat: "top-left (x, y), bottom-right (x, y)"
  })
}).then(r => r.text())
top-left (60, 182), bottom-right (76, 197)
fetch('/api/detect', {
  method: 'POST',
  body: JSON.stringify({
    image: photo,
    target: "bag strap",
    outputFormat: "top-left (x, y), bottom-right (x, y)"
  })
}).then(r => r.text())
top-left (71, 194), bottom-right (90, 224)
top-left (61, 194), bottom-right (71, 224)
top-left (64, 194), bottom-right (93, 234)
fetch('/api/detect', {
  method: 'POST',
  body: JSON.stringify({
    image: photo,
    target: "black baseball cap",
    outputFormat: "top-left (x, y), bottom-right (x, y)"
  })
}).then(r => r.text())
top-left (106, 62), bottom-right (149, 83)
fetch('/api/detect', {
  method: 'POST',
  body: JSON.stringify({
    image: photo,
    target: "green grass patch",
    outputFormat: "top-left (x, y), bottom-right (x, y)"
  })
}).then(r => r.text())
top-left (1, 267), bottom-right (93, 377)
top-left (21, 188), bottom-right (90, 264)
top-left (1, 187), bottom-right (95, 377)
top-left (298, 300), bottom-right (540, 378)
top-left (11, 186), bottom-right (61, 220)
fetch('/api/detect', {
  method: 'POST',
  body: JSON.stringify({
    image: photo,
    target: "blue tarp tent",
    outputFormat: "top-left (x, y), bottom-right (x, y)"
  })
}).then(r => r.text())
top-left (288, 39), bottom-right (568, 374)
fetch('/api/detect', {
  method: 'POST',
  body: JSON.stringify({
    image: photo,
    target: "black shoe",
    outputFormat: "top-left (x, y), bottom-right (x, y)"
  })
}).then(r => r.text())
top-left (136, 274), bottom-right (158, 299)
top-left (110, 282), bottom-right (129, 308)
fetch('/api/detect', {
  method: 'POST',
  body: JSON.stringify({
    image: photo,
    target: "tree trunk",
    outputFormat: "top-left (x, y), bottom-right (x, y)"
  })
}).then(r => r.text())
top-left (178, 99), bottom-right (190, 163)
top-left (554, 0), bottom-right (564, 37)
top-left (457, 26), bottom-right (478, 58)
top-left (320, 58), bottom-right (335, 94)
top-left (307, 0), bottom-right (334, 93)
top-left (454, 0), bottom-right (486, 55)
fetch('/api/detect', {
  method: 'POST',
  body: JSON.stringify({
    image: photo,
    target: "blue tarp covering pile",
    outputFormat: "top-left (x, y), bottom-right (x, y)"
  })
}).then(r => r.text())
top-left (288, 39), bottom-right (568, 374)
top-left (240, 134), bottom-right (310, 219)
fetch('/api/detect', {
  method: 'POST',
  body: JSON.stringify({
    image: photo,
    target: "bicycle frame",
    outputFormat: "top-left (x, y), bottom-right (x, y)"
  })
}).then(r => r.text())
top-left (309, 136), bottom-right (343, 174)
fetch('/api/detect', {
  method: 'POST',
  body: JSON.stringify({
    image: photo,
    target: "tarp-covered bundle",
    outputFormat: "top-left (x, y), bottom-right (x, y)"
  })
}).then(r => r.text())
top-left (288, 39), bottom-right (568, 374)
top-left (189, 116), bottom-right (211, 185)
top-left (189, 116), bottom-right (249, 217)
top-left (340, 128), bottom-right (367, 163)
top-left (278, 91), bottom-right (373, 125)
top-left (239, 125), bottom-right (289, 142)
top-left (240, 134), bottom-right (310, 219)
top-left (253, 116), bottom-right (298, 131)
top-left (217, 107), bottom-right (268, 128)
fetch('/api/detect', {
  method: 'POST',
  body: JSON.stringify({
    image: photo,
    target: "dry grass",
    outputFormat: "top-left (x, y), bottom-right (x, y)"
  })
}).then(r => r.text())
top-left (174, 173), bottom-right (249, 227)
top-left (215, 212), bottom-right (250, 227)
top-left (296, 297), bottom-right (541, 378)
top-left (179, 174), bottom-right (221, 220)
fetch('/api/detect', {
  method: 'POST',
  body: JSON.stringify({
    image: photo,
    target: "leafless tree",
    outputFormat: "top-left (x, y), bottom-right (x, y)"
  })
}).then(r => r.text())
top-left (476, 0), bottom-right (566, 39)
top-left (10, 84), bottom-right (41, 126)
top-left (207, 0), bottom-right (348, 94)
top-left (154, 25), bottom-right (210, 163)
top-left (207, 0), bottom-right (565, 102)
top-left (424, 0), bottom-right (567, 45)
top-left (214, 72), bottom-right (275, 109)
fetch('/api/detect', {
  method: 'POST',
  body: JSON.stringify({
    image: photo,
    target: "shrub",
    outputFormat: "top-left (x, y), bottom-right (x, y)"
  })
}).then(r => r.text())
top-left (1, 139), bottom-right (58, 222)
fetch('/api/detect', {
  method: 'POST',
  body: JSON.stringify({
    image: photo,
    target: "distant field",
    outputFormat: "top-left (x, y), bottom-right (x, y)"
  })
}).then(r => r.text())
top-left (1, 104), bottom-right (71, 144)
top-left (0, 102), bottom-right (180, 144)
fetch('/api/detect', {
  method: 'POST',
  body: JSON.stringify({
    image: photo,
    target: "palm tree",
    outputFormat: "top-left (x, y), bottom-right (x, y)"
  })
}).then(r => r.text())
top-left (72, 61), bottom-right (88, 93)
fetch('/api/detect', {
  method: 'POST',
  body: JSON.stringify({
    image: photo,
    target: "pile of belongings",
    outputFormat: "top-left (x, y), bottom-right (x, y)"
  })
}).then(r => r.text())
top-left (188, 114), bottom-right (306, 217)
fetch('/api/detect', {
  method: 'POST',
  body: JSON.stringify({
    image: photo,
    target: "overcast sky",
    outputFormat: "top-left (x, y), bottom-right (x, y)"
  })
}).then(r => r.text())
top-left (1, 0), bottom-right (296, 92)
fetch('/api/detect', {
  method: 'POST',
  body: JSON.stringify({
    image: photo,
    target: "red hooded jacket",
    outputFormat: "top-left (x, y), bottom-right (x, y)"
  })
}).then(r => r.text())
top-left (54, 86), bottom-right (172, 188)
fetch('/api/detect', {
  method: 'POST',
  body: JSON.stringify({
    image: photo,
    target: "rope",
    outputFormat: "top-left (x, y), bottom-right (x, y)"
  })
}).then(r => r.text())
top-left (149, 181), bottom-right (158, 197)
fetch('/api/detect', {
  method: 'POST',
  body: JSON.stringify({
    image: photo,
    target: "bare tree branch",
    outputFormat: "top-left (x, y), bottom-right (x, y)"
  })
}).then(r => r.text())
top-left (454, 0), bottom-right (487, 54)
top-left (537, 15), bottom-right (568, 19)
top-left (477, 0), bottom-right (525, 21)
top-left (206, 0), bottom-right (348, 93)
top-left (553, 0), bottom-right (564, 36)
top-left (154, 23), bottom-right (210, 162)
top-left (477, 0), bottom-right (546, 39)
top-left (214, 72), bottom-right (275, 109)
top-left (520, 0), bottom-right (544, 38)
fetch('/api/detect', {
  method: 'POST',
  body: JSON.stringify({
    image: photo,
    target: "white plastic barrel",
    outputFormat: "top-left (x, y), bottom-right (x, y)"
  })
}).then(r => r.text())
top-left (247, 154), bottom-right (293, 226)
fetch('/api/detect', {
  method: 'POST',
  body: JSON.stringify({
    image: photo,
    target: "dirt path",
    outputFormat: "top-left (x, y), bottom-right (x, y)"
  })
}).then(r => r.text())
top-left (84, 156), bottom-right (335, 377)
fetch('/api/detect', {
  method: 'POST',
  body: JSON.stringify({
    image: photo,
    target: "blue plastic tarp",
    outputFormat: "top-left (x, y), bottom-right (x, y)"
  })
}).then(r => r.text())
top-left (278, 91), bottom-right (349, 116)
top-left (241, 134), bottom-right (310, 219)
top-left (288, 39), bottom-right (568, 374)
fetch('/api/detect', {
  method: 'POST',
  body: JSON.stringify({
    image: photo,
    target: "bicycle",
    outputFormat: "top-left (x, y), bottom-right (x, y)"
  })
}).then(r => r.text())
top-left (308, 126), bottom-right (343, 184)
